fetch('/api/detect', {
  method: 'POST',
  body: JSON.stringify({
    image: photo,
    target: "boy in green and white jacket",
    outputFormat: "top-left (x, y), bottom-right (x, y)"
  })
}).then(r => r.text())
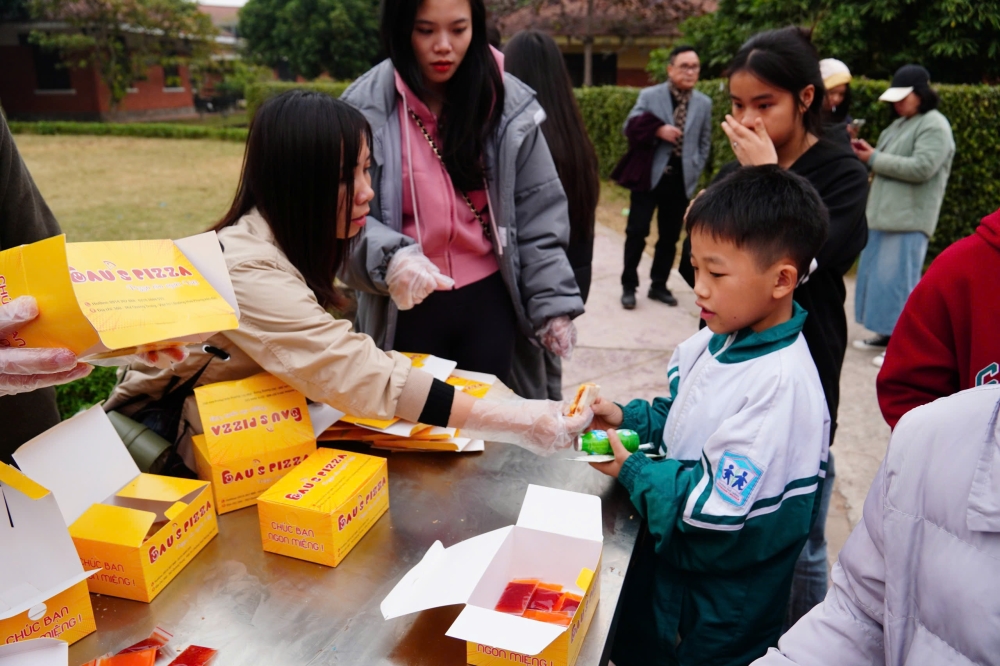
top-left (591, 166), bottom-right (831, 666)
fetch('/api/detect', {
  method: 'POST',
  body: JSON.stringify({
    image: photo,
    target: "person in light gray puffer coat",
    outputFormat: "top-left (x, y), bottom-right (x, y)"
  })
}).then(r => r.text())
top-left (754, 384), bottom-right (1000, 665)
top-left (340, 59), bottom-right (583, 397)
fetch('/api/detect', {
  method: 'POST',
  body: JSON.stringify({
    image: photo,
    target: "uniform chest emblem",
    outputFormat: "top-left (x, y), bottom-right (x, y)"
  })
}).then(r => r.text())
top-left (714, 452), bottom-right (764, 507)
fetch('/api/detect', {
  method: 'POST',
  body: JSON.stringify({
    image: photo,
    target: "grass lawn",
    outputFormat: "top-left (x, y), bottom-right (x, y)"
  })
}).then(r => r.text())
top-left (17, 135), bottom-right (245, 242)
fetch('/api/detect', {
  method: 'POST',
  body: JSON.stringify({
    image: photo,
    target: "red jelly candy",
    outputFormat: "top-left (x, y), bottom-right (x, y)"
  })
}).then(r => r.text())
top-left (527, 585), bottom-right (564, 612)
top-left (523, 609), bottom-right (573, 626)
top-left (168, 646), bottom-right (218, 666)
top-left (494, 579), bottom-right (540, 615)
top-left (555, 592), bottom-right (582, 614)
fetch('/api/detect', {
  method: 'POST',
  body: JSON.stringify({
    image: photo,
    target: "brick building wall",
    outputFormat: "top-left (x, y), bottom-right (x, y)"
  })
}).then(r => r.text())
top-left (0, 28), bottom-right (197, 121)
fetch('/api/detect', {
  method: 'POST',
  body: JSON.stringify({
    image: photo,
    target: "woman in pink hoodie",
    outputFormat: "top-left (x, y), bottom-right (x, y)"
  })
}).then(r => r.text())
top-left (341, 0), bottom-right (583, 386)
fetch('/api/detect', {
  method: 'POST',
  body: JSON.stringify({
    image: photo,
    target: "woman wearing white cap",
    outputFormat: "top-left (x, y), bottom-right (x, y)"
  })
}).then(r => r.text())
top-left (819, 58), bottom-right (853, 145)
top-left (850, 64), bottom-right (955, 368)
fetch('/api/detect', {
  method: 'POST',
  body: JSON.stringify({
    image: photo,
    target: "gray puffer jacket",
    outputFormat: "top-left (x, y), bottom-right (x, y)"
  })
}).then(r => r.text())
top-left (339, 60), bottom-right (583, 354)
top-left (755, 384), bottom-right (1000, 666)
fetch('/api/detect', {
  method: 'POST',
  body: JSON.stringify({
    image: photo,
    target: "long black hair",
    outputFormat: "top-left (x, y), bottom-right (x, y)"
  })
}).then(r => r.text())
top-left (381, 0), bottom-right (504, 192)
top-left (213, 90), bottom-right (371, 309)
top-left (504, 30), bottom-right (599, 244)
top-left (728, 27), bottom-right (826, 138)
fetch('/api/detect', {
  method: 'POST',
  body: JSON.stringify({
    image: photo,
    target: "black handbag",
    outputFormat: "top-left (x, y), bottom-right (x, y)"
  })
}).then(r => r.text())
top-left (110, 345), bottom-right (229, 477)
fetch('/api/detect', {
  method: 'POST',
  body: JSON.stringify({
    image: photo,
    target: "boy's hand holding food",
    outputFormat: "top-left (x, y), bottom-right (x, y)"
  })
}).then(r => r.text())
top-left (589, 397), bottom-right (624, 433)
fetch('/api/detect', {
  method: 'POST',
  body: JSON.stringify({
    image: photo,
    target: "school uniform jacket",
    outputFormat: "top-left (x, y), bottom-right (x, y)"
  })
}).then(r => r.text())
top-left (613, 304), bottom-right (831, 666)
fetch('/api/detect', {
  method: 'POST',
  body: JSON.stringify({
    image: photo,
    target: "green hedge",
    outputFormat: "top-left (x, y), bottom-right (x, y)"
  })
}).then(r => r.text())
top-left (54, 366), bottom-right (119, 420)
top-left (10, 121), bottom-right (248, 142)
top-left (245, 81), bottom-right (352, 119)
top-left (576, 78), bottom-right (1000, 259)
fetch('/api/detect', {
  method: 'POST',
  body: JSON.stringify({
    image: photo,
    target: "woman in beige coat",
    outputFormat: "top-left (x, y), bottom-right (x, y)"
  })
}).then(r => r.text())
top-left (106, 91), bottom-right (590, 470)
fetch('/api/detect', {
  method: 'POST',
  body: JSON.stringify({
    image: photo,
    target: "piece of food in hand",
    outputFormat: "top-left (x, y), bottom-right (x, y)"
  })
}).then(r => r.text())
top-left (495, 579), bottom-right (540, 615)
top-left (565, 383), bottom-right (600, 417)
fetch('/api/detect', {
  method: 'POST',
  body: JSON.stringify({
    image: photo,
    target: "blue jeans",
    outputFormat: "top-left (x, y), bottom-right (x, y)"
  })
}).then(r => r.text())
top-left (785, 451), bottom-right (835, 629)
top-left (854, 230), bottom-right (928, 336)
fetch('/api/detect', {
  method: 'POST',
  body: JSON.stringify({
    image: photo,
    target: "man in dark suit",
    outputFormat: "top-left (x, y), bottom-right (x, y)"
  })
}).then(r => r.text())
top-left (620, 46), bottom-right (713, 309)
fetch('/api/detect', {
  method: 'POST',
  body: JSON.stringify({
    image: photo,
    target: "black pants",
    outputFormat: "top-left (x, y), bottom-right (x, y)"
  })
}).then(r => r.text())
top-left (393, 271), bottom-right (517, 382)
top-left (621, 165), bottom-right (688, 292)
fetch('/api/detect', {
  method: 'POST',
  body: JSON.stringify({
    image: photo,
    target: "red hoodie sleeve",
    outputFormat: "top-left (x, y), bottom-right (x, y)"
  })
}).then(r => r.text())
top-left (876, 256), bottom-right (961, 429)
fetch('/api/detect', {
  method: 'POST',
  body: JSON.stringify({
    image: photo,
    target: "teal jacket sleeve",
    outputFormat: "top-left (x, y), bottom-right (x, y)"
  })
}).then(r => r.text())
top-left (620, 397), bottom-right (674, 445)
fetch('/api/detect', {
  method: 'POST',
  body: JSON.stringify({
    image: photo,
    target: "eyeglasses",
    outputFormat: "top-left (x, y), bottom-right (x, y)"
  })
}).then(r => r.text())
top-left (674, 64), bottom-right (701, 72)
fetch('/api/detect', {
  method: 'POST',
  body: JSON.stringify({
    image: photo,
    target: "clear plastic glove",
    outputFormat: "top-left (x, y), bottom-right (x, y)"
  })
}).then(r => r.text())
top-left (0, 296), bottom-right (92, 396)
top-left (460, 397), bottom-right (593, 457)
top-left (386, 245), bottom-right (455, 310)
top-left (537, 316), bottom-right (577, 360)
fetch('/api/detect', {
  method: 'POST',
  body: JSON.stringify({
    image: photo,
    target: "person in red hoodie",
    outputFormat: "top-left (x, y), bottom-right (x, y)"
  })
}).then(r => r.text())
top-left (877, 206), bottom-right (1000, 428)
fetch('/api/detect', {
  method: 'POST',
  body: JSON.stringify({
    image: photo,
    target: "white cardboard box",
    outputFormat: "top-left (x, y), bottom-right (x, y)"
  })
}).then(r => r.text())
top-left (0, 639), bottom-right (68, 666)
top-left (0, 465), bottom-right (97, 646)
top-left (381, 485), bottom-right (603, 666)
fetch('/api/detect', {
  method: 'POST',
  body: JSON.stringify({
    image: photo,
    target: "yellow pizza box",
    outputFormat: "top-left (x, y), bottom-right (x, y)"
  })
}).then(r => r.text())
top-left (13, 407), bottom-right (219, 603)
top-left (381, 485), bottom-right (603, 666)
top-left (0, 465), bottom-right (97, 646)
top-left (191, 373), bottom-right (342, 514)
top-left (0, 233), bottom-right (239, 361)
top-left (257, 448), bottom-right (389, 567)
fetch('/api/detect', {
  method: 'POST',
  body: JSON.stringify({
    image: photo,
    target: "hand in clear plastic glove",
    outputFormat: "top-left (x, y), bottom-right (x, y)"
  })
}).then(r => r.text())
top-left (461, 397), bottom-right (593, 457)
top-left (386, 245), bottom-right (455, 310)
top-left (537, 316), bottom-right (577, 360)
top-left (0, 296), bottom-right (92, 396)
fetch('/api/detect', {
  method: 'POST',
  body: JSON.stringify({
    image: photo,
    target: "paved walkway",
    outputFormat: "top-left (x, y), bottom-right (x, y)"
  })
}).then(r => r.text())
top-left (563, 223), bottom-right (891, 567)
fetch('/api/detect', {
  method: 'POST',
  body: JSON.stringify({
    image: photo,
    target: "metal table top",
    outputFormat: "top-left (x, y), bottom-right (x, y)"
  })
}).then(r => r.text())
top-left (67, 441), bottom-right (640, 665)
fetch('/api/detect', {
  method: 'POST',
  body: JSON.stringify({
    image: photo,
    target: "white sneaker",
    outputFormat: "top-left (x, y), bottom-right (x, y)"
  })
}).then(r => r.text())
top-left (873, 352), bottom-right (885, 368)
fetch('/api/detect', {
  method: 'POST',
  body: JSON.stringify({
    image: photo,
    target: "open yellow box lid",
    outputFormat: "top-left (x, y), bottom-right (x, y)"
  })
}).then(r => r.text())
top-left (0, 465), bottom-right (97, 623)
top-left (0, 232), bottom-right (239, 360)
top-left (380, 485), bottom-right (603, 656)
top-left (12, 406), bottom-right (208, 547)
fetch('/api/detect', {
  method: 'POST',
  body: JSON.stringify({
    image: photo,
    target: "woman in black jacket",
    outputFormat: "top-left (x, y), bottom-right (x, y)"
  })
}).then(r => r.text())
top-left (503, 30), bottom-right (600, 399)
top-left (677, 26), bottom-right (869, 628)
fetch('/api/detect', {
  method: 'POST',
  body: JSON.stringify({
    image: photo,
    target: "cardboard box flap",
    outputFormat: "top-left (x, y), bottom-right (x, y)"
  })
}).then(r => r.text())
top-left (308, 403), bottom-right (345, 438)
top-left (70, 503), bottom-right (157, 548)
top-left (380, 527), bottom-right (511, 620)
top-left (13, 406), bottom-right (140, 526)
top-left (0, 235), bottom-right (99, 355)
top-left (172, 231), bottom-right (240, 318)
top-left (446, 604), bottom-right (566, 657)
top-left (115, 474), bottom-right (206, 504)
top-left (0, 638), bottom-right (68, 666)
top-left (0, 465), bottom-right (97, 622)
top-left (515, 485), bottom-right (603, 543)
